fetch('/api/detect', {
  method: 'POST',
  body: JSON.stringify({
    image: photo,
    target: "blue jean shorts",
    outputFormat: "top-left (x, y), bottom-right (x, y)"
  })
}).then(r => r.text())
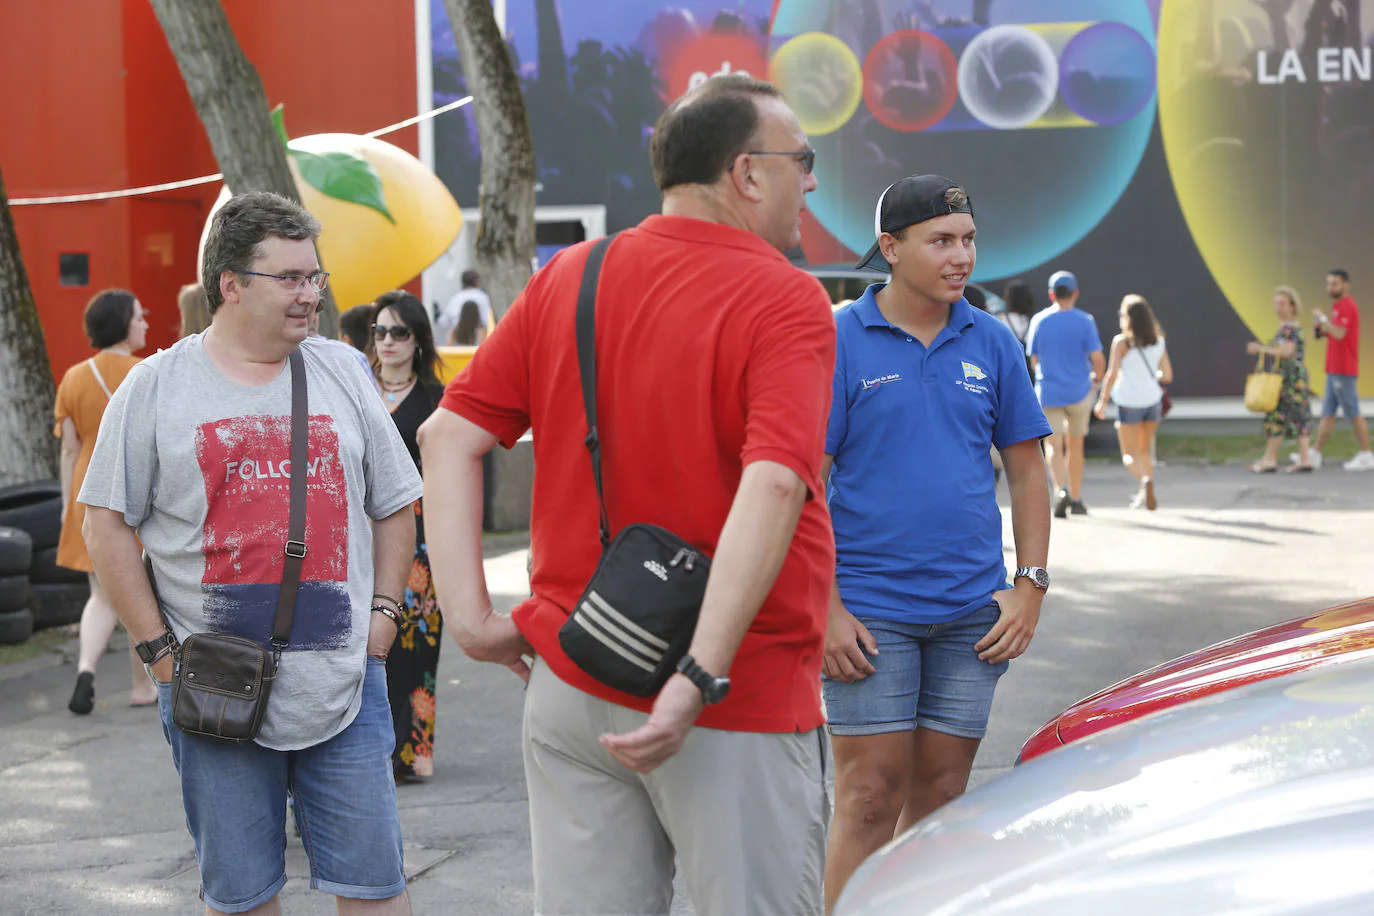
top-left (1117, 400), bottom-right (1163, 424)
top-left (156, 655), bottom-right (405, 913)
top-left (822, 601), bottom-right (1009, 740)
top-left (1322, 374), bottom-right (1361, 419)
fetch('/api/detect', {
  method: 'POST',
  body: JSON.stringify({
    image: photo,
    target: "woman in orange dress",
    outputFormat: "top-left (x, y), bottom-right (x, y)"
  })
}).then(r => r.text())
top-left (56, 289), bottom-right (152, 713)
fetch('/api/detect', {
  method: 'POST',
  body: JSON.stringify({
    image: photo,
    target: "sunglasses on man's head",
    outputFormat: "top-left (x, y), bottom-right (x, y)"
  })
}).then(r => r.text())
top-left (372, 324), bottom-right (413, 342)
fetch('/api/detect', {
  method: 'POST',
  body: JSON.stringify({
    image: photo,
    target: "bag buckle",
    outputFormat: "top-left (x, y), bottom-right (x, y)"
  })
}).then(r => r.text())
top-left (284, 540), bottom-right (307, 559)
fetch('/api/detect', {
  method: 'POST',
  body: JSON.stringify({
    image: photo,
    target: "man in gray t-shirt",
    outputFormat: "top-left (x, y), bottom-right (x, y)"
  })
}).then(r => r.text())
top-left (82, 192), bottom-right (419, 914)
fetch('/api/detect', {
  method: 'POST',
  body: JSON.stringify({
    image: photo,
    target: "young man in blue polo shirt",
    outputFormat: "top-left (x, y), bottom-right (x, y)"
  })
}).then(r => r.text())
top-left (821, 175), bottom-right (1052, 911)
top-left (1025, 271), bottom-right (1105, 517)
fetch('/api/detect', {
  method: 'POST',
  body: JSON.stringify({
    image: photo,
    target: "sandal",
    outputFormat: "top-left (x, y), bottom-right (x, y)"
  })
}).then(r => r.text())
top-left (1286, 464), bottom-right (1314, 474)
top-left (1250, 462), bottom-right (1278, 474)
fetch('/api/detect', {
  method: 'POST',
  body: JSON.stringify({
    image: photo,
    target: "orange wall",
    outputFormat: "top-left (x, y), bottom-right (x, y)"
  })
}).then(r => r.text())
top-left (1, 0), bottom-right (418, 381)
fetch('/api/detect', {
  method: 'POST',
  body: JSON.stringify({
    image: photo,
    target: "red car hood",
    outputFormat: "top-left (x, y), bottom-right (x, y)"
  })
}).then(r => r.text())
top-left (1021, 597), bottom-right (1374, 761)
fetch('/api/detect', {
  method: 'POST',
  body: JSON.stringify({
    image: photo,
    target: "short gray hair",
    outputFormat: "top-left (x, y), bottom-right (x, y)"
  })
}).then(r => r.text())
top-left (201, 191), bottom-right (321, 314)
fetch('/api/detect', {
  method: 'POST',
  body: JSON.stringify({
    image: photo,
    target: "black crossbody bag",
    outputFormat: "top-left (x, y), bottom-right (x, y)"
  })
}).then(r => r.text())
top-left (556, 235), bottom-right (712, 697)
top-left (151, 349), bottom-right (309, 744)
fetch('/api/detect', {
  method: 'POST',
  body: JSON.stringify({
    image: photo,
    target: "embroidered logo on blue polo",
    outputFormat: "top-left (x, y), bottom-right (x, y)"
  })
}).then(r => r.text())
top-left (961, 361), bottom-right (988, 381)
top-left (861, 372), bottom-right (903, 390)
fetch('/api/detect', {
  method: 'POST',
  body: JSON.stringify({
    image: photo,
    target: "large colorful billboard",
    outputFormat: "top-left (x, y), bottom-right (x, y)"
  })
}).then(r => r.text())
top-left (431, 0), bottom-right (1374, 398)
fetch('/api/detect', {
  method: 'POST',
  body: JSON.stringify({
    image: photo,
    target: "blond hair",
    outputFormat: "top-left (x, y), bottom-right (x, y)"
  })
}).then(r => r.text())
top-left (1273, 284), bottom-right (1302, 316)
top-left (177, 283), bottom-right (212, 337)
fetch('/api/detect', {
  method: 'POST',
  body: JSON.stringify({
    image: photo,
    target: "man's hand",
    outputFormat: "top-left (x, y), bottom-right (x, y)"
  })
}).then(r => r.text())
top-left (822, 603), bottom-right (879, 682)
top-left (975, 585), bottom-right (1043, 664)
top-left (367, 611), bottom-right (400, 661)
top-left (1246, 341), bottom-right (1264, 355)
top-left (451, 609), bottom-right (533, 681)
top-left (599, 673), bottom-right (703, 773)
top-left (147, 655), bottom-right (175, 685)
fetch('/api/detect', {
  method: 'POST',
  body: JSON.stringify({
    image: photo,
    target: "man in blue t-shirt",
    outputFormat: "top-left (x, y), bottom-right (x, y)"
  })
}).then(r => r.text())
top-left (821, 175), bottom-right (1053, 911)
top-left (1025, 270), bottom-right (1104, 517)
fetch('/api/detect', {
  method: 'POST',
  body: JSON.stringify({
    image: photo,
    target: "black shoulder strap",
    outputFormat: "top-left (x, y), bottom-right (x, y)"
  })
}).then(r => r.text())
top-left (575, 235), bottom-right (617, 548)
top-left (271, 349), bottom-right (309, 648)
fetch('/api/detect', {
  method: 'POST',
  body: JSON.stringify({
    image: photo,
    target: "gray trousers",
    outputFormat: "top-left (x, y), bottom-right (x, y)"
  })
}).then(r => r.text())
top-left (522, 659), bottom-right (829, 916)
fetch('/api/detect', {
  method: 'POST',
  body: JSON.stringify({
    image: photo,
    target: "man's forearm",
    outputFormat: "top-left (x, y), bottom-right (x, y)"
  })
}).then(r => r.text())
top-left (372, 506), bottom-right (417, 605)
top-left (83, 507), bottom-right (167, 643)
top-left (418, 412), bottom-right (497, 640)
top-left (687, 460), bottom-right (808, 676)
top-left (1003, 443), bottom-right (1050, 568)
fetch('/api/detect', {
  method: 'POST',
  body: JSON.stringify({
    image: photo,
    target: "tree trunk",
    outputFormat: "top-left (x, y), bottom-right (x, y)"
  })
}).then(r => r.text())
top-left (443, 0), bottom-right (537, 320)
top-left (146, 0), bottom-right (340, 336)
top-left (0, 167), bottom-right (59, 486)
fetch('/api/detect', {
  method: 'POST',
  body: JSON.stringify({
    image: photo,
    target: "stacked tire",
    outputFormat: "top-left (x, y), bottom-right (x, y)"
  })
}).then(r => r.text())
top-left (0, 526), bottom-right (34, 644)
top-left (0, 480), bottom-right (90, 637)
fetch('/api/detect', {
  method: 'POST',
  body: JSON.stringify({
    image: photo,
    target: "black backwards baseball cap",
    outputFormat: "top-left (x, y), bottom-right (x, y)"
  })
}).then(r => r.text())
top-left (855, 175), bottom-right (975, 272)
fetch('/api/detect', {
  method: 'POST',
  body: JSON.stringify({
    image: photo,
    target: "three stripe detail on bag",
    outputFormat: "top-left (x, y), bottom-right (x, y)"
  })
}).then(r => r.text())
top-left (572, 590), bottom-right (669, 673)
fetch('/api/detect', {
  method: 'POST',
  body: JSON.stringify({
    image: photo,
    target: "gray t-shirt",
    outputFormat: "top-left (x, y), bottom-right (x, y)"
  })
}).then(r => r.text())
top-left (79, 334), bottom-right (421, 750)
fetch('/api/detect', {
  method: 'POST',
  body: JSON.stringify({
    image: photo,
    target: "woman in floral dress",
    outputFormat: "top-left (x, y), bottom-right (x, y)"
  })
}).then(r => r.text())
top-left (371, 290), bottom-right (446, 781)
top-left (1249, 286), bottom-right (1313, 473)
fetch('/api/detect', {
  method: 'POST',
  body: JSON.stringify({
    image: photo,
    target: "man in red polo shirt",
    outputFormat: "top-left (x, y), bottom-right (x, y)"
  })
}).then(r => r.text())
top-left (418, 74), bottom-right (836, 915)
top-left (1310, 269), bottom-right (1372, 471)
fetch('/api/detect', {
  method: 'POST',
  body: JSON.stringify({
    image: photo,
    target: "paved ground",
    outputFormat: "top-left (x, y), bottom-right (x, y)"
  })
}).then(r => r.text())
top-left (2, 462), bottom-right (1371, 914)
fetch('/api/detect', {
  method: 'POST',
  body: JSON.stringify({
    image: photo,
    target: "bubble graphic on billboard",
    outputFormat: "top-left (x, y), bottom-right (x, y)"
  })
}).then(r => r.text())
top-left (1060, 22), bottom-right (1158, 126)
top-left (957, 26), bottom-right (1059, 130)
top-left (769, 33), bottom-right (864, 136)
top-left (769, 0), bottom-right (1157, 281)
top-left (862, 30), bottom-right (959, 132)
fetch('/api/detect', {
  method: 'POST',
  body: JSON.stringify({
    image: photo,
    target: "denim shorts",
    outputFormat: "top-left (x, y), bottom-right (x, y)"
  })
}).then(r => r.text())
top-left (1117, 400), bottom-right (1163, 424)
top-left (822, 601), bottom-right (1009, 739)
top-left (1322, 374), bottom-right (1361, 419)
top-left (156, 655), bottom-right (405, 913)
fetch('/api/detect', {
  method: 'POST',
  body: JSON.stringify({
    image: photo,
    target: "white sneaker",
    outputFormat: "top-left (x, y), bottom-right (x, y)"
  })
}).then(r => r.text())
top-left (1343, 451), bottom-right (1374, 471)
top-left (1308, 449), bottom-right (1323, 470)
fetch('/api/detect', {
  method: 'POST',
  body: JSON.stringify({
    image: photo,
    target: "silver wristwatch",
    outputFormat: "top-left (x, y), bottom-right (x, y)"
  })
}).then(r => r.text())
top-left (1014, 566), bottom-right (1050, 590)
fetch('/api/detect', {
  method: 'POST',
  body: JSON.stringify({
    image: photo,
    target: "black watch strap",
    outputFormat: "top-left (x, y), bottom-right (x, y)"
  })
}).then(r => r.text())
top-left (676, 653), bottom-right (730, 704)
top-left (134, 631), bottom-right (176, 665)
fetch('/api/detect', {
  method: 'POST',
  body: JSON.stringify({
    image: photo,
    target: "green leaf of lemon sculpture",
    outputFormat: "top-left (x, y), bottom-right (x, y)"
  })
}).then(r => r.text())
top-left (271, 105), bottom-right (396, 225)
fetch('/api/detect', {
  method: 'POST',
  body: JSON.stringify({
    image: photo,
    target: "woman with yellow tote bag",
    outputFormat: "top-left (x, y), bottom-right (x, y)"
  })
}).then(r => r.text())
top-left (1246, 286), bottom-right (1314, 472)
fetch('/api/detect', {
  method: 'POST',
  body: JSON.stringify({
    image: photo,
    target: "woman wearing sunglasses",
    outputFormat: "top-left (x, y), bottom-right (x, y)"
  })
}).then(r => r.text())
top-left (369, 290), bottom-right (447, 782)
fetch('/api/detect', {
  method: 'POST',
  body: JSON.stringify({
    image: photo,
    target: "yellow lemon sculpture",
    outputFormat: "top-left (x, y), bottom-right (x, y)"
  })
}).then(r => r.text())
top-left (199, 115), bottom-right (462, 311)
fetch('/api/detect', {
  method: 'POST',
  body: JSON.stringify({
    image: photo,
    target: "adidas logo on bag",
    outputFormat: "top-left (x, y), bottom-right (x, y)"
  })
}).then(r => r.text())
top-left (643, 560), bottom-right (669, 581)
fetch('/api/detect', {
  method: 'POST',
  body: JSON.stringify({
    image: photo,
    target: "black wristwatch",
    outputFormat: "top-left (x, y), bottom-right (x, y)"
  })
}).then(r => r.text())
top-left (1014, 566), bottom-right (1051, 590)
top-left (676, 654), bottom-right (731, 705)
top-left (134, 631), bottom-right (177, 665)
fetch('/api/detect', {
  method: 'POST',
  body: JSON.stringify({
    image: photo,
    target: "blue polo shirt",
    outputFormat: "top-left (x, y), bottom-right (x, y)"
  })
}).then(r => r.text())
top-left (826, 285), bottom-right (1051, 625)
top-left (1024, 306), bottom-right (1103, 407)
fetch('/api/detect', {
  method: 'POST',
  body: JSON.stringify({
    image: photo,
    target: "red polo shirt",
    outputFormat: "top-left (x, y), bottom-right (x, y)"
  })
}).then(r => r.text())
top-left (441, 215), bottom-right (837, 732)
top-left (1325, 295), bottom-right (1360, 377)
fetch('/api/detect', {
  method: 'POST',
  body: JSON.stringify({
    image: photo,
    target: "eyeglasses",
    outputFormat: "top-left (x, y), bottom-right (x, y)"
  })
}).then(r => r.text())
top-left (236, 270), bottom-right (330, 293)
top-left (743, 147), bottom-right (817, 174)
top-left (372, 324), bottom-right (413, 342)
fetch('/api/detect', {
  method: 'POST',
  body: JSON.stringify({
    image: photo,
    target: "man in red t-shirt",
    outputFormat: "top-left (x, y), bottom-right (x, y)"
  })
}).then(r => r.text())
top-left (1311, 269), bottom-right (1372, 471)
top-left (418, 74), bottom-right (836, 915)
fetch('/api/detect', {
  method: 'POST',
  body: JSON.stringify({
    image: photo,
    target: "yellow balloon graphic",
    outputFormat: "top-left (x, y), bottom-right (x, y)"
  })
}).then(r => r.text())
top-left (1158, 2), bottom-right (1374, 393)
top-left (199, 133), bottom-right (463, 310)
top-left (770, 33), bottom-right (863, 136)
